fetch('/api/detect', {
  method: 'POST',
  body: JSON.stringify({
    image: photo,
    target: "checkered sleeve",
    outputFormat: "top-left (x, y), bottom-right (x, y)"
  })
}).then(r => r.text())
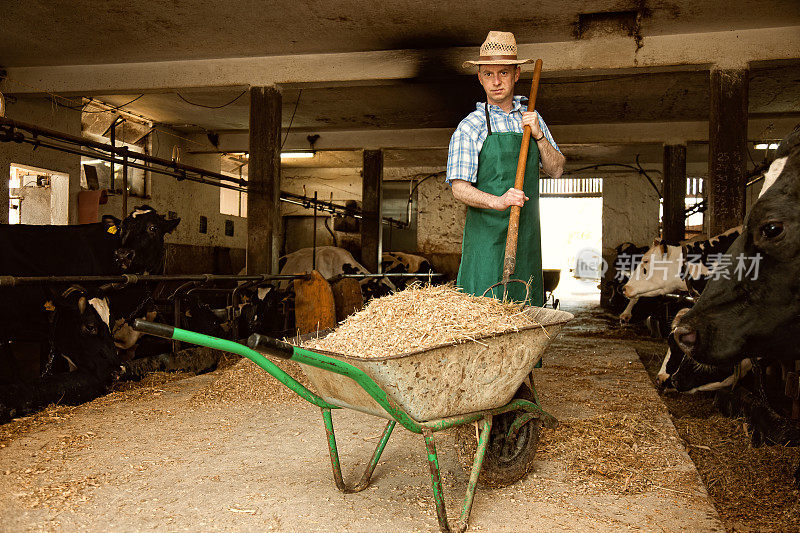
top-left (537, 115), bottom-right (561, 154)
top-left (446, 127), bottom-right (479, 185)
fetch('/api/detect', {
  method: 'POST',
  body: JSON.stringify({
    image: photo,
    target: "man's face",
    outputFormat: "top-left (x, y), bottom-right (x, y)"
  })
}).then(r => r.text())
top-left (478, 64), bottom-right (520, 106)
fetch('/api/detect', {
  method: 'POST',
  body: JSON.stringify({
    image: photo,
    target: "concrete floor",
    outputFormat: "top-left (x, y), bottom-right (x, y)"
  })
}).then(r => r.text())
top-left (0, 301), bottom-right (724, 532)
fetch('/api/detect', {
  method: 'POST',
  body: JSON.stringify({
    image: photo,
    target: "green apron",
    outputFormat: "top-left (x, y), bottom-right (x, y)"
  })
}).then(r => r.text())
top-left (456, 104), bottom-right (544, 305)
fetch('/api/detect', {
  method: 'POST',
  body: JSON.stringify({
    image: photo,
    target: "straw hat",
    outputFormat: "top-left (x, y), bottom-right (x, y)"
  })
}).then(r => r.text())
top-left (462, 31), bottom-right (533, 68)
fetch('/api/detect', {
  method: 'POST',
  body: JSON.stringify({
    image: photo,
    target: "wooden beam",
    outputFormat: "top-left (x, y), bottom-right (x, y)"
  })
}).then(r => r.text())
top-left (662, 144), bottom-right (687, 243)
top-left (708, 69), bottom-right (748, 236)
top-left (247, 86), bottom-right (281, 275)
top-left (208, 116), bottom-right (800, 153)
top-left (360, 149), bottom-right (383, 273)
top-left (3, 26), bottom-right (799, 94)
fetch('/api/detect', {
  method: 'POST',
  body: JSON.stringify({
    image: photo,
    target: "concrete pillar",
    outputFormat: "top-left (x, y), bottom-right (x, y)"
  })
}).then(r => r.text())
top-left (662, 144), bottom-right (687, 244)
top-left (708, 68), bottom-right (748, 236)
top-left (360, 149), bottom-right (383, 272)
top-left (247, 86), bottom-right (281, 275)
top-left (600, 174), bottom-right (661, 307)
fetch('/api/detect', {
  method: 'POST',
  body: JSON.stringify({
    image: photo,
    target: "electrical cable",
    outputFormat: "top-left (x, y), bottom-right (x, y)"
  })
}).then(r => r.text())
top-left (281, 90), bottom-right (302, 150)
top-left (81, 95), bottom-right (144, 113)
top-left (175, 90), bottom-right (247, 109)
top-left (560, 158), bottom-right (663, 198)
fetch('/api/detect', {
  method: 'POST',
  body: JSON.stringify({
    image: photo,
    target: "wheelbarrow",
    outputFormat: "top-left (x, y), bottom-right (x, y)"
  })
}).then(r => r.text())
top-left (542, 269), bottom-right (561, 309)
top-left (133, 305), bottom-right (573, 532)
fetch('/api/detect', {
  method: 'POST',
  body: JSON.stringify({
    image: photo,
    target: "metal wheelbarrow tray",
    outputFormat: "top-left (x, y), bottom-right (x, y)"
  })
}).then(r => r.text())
top-left (134, 306), bottom-right (573, 533)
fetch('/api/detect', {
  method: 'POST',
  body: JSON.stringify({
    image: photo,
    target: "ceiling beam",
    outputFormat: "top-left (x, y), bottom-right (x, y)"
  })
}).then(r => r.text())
top-left (206, 116), bottom-right (799, 152)
top-left (2, 26), bottom-right (798, 95)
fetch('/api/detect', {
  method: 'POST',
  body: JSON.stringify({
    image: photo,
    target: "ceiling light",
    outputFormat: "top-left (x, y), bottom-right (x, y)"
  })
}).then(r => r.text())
top-left (754, 143), bottom-right (779, 150)
top-left (281, 151), bottom-right (315, 159)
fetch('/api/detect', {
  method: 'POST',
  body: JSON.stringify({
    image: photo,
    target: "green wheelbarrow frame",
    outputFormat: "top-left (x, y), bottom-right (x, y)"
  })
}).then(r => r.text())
top-left (134, 320), bottom-right (557, 533)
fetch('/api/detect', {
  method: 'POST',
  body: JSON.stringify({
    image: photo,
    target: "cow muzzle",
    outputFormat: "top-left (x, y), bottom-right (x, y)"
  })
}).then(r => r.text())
top-left (674, 325), bottom-right (697, 354)
top-left (114, 248), bottom-right (135, 271)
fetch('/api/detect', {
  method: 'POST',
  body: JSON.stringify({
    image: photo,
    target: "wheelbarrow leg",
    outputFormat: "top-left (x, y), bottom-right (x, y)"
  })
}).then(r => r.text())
top-left (321, 407), bottom-right (395, 494)
top-left (422, 428), bottom-right (450, 533)
top-left (459, 415), bottom-right (492, 532)
top-left (422, 416), bottom-right (492, 533)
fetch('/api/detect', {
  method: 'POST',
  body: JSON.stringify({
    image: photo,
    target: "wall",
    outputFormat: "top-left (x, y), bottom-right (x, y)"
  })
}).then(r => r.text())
top-left (600, 173), bottom-right (661, 305)
top-left (416, 175), bottom-right (466, 280)
top-left (1, 96), bottom-right (82, 224)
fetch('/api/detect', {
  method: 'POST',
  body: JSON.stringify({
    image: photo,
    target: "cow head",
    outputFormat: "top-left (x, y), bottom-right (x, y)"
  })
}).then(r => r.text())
top-left (113, 205), bottom-right (180, 274)
top-left (49, 288), bottom-right (120, 381)
top-left (676, 130), bottom-right (800, 364)
top-left (622, 240), bottom-right (686, 299)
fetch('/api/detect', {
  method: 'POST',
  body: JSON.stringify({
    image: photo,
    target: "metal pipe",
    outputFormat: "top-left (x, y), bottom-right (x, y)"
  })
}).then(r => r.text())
top-left (1, 118), bottom-right (410, 229)
top-left (312, 191), bottom-right (317, 271)
top-left (109, 117), bottom-right (118, 210)
top-left (0, 117), bottom-right (247, 187)
top-left (122, 146), bottom-right (129, 218)
top-left (0, 272), bottom-right (443, 288)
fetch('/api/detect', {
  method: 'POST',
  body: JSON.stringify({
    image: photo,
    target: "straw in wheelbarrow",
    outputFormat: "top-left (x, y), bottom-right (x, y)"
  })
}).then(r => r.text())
top-left (302, 282), bottom-right (541, 358)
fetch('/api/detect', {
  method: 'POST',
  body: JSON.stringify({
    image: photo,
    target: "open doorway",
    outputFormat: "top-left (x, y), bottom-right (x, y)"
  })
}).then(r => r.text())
top-left (539, 177), bottom-right (602, 307)
top-left (8, 164), bottom-right (69, 225)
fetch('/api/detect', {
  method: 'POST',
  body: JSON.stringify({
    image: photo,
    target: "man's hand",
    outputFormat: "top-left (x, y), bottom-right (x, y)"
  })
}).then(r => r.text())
top-left (521, 111), bottom-right (542, 138)
top-left (495, 187), bottom-right (528, 210)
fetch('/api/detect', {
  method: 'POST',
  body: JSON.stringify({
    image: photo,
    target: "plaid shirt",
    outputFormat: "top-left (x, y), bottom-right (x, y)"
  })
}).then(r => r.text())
top-left (446, 96), bottom-right (560, 185)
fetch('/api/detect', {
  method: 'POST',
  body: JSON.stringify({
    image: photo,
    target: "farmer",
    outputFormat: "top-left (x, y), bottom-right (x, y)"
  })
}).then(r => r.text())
top-left (447, 30), bottom-right (564, 304)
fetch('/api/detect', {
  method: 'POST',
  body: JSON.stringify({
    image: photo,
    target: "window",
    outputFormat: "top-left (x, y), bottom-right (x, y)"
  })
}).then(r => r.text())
top-left (220, 172), bottom-right (248, 217)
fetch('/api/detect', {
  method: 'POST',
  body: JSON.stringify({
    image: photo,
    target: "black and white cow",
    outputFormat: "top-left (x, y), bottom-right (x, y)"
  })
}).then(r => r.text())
top-left (0, 206), bottom-right (179, 418)
top-left (622, 226), bottom-right (742, 301)
top-left (674, 129), bottom-right (800, 484)
top-left (278, 246), bottom-right (396, 299)
top-left (0, 287), bottom-right (119, 422)
top-left (675, 131), bottom-right (800, 366)
top-left (608, 242), bottom-right (654, 324)
top-left (381, 251), bottom-right (435, 291)
top-left (658, 308), bottom-right (752, 393)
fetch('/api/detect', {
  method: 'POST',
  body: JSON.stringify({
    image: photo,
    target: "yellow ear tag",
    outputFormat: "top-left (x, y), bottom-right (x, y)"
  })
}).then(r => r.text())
top-left (107, 225), bottom-right (118, 235)
top-left (44, 300), bottom-right (56, 311)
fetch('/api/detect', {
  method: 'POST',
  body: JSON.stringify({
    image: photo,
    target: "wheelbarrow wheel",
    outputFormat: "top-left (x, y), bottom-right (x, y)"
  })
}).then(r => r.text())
top-left (454, 384), bottom-right (542, 489)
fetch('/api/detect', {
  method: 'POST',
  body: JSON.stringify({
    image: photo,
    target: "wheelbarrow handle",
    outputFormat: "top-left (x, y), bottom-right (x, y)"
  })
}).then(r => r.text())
top-left (246, 333), bottom-right (294, 360)
top-left (133, 319), bottom-right (175, 339)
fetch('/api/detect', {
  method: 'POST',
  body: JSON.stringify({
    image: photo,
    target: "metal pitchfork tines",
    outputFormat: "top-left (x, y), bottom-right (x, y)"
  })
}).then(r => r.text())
top-left (482, 278), bottom-right (531, 305)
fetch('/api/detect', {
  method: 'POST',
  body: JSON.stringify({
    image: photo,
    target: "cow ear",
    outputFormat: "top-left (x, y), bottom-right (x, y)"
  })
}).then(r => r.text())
top-left (162, 217), bottom-right (181, 234)
top-left (102, 215), bottom-right (121, 228)
top-left (77, 296), bottom-right (87, 315)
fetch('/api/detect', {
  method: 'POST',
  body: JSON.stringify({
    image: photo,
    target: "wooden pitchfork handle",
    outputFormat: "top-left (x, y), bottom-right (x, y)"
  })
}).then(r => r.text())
top-left (502, 58), bottom-right (543, 284)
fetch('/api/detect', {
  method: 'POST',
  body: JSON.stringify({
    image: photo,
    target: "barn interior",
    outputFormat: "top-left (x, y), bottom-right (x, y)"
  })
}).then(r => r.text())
top-left (1, 1), bottom-right (800, 531)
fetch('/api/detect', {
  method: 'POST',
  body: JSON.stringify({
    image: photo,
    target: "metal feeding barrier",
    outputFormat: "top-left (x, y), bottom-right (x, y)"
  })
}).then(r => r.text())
top-left (0, 271), bottom-right (443, 354)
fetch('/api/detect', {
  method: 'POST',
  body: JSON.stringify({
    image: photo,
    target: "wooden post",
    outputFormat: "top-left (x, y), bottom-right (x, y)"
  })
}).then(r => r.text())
top-left (361, 149), bottom-right (383, 273)
top-left (0, 159), bottom-right (8, 224)
top-left (708, 68), bottom-right (748, 236)
top-left (247, 86), bottom-right (281, 275)
top-left (662, 144), bottom-right (686, 243)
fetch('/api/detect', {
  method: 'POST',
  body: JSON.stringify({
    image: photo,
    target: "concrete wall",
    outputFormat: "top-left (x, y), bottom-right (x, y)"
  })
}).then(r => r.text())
top-left (600, 173), bottom-right (661, 305)
top-left (1, 97), bottom-right (82, 224)
top-left (416, 175), bottom-right (466, 280)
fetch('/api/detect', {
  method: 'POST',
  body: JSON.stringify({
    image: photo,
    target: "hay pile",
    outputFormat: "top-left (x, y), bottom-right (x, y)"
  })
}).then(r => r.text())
top-left (674, 414), bottom-right (800, 530)
top-left (192, 357), bottom-right (313, 405)
top-left (538, 412), bottom-right (691, 494)
top-left (302, 283), bottom-right (538, 358)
